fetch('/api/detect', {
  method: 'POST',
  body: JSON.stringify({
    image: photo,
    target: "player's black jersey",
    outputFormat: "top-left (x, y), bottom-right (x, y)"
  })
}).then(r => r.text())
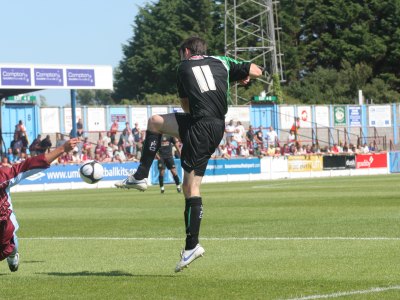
top-left (177, 56), bottom-right (251, 120)
top-left (158, 135), bottom-right (176, 159)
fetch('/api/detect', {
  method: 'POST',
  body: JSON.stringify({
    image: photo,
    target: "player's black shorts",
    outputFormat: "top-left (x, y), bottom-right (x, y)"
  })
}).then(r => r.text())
top-left (175, 113), bottom-right (225, 176)
top-left (158, 157), bottom-right (175, 170)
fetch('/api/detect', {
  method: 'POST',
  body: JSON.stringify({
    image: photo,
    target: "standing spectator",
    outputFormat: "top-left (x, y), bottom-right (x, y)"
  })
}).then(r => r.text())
top-left (290, 117), bottom-right (300, 135)
top-left (233, 121), bottom-right (246, 146)
top-left (254, 127), bottom-right (264, 151)
top-left (109, 120), bottom-right (119, 144)
top-left (132, 122), bottom-right (142, 143)
top-left (38, 135), bottom-right (52, 154)
top-left (225, 119), bottom-right (236, 141)
top-left (76, 118), bottom-right (84, 137)
top-left (122, 122), bottom-right (134, 156)
top-left (266, 126), bottom-right (278, 148)
top-left (246, 125), bottom-right (255, 154)
top-left (15, 120), bottom-right (28, 148)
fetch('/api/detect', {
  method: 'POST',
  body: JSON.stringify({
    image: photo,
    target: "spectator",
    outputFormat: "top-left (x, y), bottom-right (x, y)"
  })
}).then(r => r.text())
top-left (115, 145), bottom-right (127, 161)
top-left (233, 121), bottom-right (246, 146)
top-left (6, 148), bottom-right (13, 163)
top-left (290, 117), bottom-right (300, 134)
top-left (1, 156), bottom-right (12, 168)
top-left (330, 144), bottom-right (339, 154)
top-left (94, 140), bottom-right (106, 158)
top-left (240, 144), bottom-right (250, 157)
top-left (225, 120), bottom-right (236, 140)
top-left (14, 120), bottom-right (28, 148)
top-left (76, 118), bottom-right (84, 137)
top-left (83, 137), bottom-right (93, 158)
top-left (266, 126), bottom-right (278, 148)
top-left (287, 130), bottom-right (296, 147)
top-left (109, 120), bottom-right (119, 143)
top-left (362, 143), bottom-right (370, 153)
top-left (11, 133), bottom-right (23, 154)
top-left (71, 148), bottom-right (81, 164)
top-left (132, 122), bottom-right (142, 143)
top-left (120, 123), bottom-right (134, 156)
top-left (246, 125), bottom-right (255, 154)
top-left (38, 135), bottom-right (52, 154)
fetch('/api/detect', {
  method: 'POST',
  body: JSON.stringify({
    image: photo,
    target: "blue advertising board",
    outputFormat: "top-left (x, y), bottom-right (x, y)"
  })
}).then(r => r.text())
top-left (205, 158), bottom-right (261, 176)
top-left (150, 159), bottom-right (183, 185)
top-left (20, 162), bottom-right (139, 185)
top-left (389, 152), bottom-right (400, 173)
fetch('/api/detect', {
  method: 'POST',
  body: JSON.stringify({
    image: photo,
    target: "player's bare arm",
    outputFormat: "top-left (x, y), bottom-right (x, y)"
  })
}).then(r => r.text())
top-left (44, 138), bottom-right (80, 164)
top-left (180, 97), bottom-right (190, 113)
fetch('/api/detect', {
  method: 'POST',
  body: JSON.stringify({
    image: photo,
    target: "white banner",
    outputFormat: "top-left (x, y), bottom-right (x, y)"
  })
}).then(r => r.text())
top-left (280, 106), bottom-right (295, 129)
top-left (64, 108), bottom-right (82, 134)
top-left (131, 107), bottom-right (149, 130)
top-left (226, 106), bottom-right (250, 124)
top-left (297, 106), bottom-right (311, 128)
top-left (315, 106), bottom-right (330, 127)
top-left (40, 108), bottom-right (60, 133)
top-left (369, 105), bottom-right (391, 127)
top-left (87, 108), bottom-right (106, 132)
top-left (151, 106), bottom-right (168, 116)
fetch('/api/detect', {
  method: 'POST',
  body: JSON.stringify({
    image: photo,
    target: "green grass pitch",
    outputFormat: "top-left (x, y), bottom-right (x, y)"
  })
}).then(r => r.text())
top-left (1, 175), bottom-right (400, 299)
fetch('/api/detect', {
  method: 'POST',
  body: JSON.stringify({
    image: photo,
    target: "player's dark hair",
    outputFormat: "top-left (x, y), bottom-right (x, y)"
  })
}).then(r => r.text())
top-left (179, 36), bottom-right (207, 56)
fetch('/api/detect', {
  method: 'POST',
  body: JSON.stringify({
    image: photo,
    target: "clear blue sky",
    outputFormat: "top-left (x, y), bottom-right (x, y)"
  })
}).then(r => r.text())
top-left (0, 0), bottom-right (148, 106)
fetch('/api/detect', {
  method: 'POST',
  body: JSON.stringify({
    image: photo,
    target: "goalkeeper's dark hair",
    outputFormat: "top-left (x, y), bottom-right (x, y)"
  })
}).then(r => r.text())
top-left (179, 36), bottom-right (207, 56)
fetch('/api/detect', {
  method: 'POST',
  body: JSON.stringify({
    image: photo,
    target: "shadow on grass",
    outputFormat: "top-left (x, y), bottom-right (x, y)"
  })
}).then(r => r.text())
top-left (24, 260), bottom-right (45, 264)
top-left (38, 270), bottom-right (175, 278)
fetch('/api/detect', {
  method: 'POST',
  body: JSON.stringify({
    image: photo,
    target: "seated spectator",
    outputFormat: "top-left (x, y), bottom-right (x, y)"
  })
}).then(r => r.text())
top-left (71, 148), bottom-right (81, 164)
top-left (112, 151), bottom-right (124, 163)
top-left (225, 140), bottom-right (237, 158)
top-left (330, 144), bottom-right (339, 153)
top-left (219, 144), bottom-right (230, 159)
top-left (94, 140), bottom-right (106, 157)
top-left (266, 144), bottom-right (276, 156)
top-left (287, 130), bottom-right (296, 147)
top-left (83, 137), bottom-right (93, 158)
top-left (362, 143), bottom-right (370, 153)
top-left (81, 149), bottom-right (91, 162)
top-left (1, 156), bottom-right (12, 168)
top-left (240, 144), bottom-right (250, 157)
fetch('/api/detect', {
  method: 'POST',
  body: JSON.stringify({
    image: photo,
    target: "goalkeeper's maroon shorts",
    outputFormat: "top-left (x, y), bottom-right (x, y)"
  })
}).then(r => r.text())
top-left (0, 219), bottom-right (15, 261)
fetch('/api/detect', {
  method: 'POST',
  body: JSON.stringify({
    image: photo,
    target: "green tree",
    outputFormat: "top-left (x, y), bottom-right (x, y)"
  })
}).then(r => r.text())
top-left (77, 90), bottom-right (114, 106)
top-left (114, 0), bottom-right (221, 103)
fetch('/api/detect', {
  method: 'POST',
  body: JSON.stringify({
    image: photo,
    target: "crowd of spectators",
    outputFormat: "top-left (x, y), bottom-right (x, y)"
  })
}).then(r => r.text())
top-left (1, 118), bottom-right (381, 167)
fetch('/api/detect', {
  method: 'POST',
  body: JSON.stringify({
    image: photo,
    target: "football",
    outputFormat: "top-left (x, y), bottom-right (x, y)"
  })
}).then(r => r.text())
top-left (79, 161), bottom-right (104, 184)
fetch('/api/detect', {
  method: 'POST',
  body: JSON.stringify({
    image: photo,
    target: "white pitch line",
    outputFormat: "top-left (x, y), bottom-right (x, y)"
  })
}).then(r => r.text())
top-left (19, 236), bottom-right (400, 241)
top-left (283, 285), bottom-right (400, 300)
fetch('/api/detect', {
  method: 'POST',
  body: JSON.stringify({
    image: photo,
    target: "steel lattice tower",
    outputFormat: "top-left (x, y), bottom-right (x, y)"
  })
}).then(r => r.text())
top-left (224, 0), bottom-right (284, 104)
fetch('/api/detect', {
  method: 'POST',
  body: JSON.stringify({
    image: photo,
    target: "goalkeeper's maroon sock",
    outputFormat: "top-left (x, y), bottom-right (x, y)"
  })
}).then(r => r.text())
top-left (134, 130), bottom-right (162, 180)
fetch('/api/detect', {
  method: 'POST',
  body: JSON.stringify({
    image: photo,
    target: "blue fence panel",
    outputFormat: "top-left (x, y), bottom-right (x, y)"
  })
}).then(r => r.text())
top-left (20, 162), bottom-right (139, 185)
top-left (389, 152), bottom-right (400, 173)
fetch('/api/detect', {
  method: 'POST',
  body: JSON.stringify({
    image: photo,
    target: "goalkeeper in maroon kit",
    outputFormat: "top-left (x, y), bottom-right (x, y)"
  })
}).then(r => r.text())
top-left (0, 137), bottom-right (79, 272)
